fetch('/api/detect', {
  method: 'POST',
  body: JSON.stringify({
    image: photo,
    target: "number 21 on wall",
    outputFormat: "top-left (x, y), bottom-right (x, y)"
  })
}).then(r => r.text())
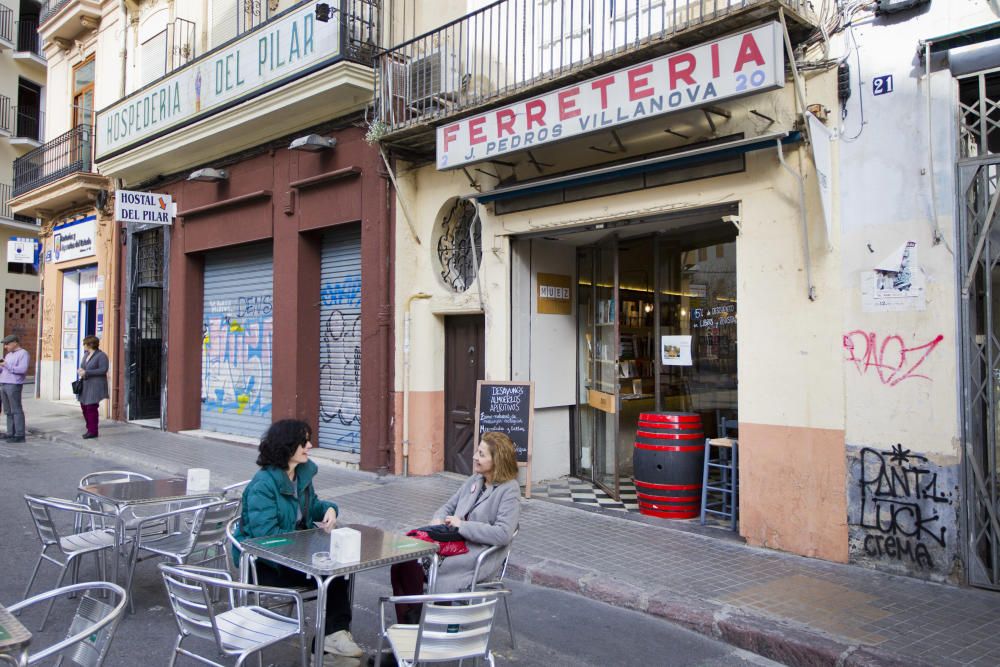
top-left (873, 75), bottom-right (893, 96)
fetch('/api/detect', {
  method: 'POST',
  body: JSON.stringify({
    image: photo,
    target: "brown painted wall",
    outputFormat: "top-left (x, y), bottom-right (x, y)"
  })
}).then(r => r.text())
top-left (152, 127), bottom-right (393, 471)
top-left (392, 390), bottom-right (446, 475)
top-left (739, 422), bottom-right (849, 563)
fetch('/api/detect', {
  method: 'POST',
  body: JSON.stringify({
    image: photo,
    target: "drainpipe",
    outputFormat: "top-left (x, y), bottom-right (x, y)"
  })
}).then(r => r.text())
top-left (922, 40), bottom-right (942, 245)
top-left (402, 292), bottom-right (431, 477)
top-left (119, 0), bottom-right (128, 97)
top-left (776, 139), bottom-right (816, 301)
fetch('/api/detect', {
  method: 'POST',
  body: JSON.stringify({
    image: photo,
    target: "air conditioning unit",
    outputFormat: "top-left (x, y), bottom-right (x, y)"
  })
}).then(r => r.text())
top-left (408, 48), bottom-right (461, 111)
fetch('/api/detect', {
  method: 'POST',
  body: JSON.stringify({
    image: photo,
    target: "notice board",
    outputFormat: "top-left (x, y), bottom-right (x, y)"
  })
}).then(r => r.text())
top-left (474, 380), bottom-right (534, 496)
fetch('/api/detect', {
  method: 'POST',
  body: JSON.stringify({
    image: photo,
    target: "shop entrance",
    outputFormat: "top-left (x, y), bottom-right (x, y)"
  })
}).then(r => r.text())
top-left (444, 314), bottom-right (484, 474)
top-left (575, 221), bottom-right (738, 500)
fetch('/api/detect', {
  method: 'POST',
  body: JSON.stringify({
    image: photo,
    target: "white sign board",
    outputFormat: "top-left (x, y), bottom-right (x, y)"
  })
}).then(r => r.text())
top-left (6, 238), bottom-right (37, 264)
top-left (52, 216), bottom-right (97, 263)
top-left (96, 4), bottom-right (341, 158)
top-left (115, 189), bottom-right (174, 225)
top-left (661, 335), bottom-right (693, 366)
top-left (807, 111), bottom-right (834, 245)
top-left (437, 22), bottom-right (785, 169)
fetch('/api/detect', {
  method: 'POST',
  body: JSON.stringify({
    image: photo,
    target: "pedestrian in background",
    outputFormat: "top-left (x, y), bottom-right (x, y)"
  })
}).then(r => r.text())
top-left (0, 334), bottom-right (29, 442)
top-left (77, 335), bottom-right (108, 439)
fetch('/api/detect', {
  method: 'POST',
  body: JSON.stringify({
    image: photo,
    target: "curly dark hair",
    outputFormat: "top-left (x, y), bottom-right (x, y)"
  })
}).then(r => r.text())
top-left (256, 419), bottom-right (311, 469)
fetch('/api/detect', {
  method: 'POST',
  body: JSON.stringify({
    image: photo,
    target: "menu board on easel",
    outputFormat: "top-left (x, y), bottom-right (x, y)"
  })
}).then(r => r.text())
top-left (474, 380), bottom-right (534, 497)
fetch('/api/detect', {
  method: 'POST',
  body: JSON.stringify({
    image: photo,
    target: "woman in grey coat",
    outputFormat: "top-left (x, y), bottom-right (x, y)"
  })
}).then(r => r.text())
top-left (77, 335), bottom-right (109, 438)
top-left (390, 431), bottom-right (520, 622)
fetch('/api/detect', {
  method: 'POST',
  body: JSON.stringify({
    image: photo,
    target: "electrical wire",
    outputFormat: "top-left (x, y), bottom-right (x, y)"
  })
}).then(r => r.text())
top-left (841, 25), bottom-right (867, 141)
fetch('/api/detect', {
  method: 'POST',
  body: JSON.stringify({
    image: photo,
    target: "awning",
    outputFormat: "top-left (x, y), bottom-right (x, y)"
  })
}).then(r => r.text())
top-left (923, 21), bottom-right (1000, 55)
top-left (466, 131), bottom-right (802, 204)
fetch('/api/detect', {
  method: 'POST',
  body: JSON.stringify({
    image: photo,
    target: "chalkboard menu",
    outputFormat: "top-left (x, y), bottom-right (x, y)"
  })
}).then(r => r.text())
top-left (474, 381), bottom-right (534, 465)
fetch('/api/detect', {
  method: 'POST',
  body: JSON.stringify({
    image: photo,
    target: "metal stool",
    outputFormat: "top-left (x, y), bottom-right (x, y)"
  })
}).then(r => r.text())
top-left (700, 416), bottom-right (739, 531)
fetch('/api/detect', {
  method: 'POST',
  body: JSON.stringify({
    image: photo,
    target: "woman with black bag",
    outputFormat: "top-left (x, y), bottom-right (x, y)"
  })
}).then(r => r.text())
top-left (76, 336), bottom-right (108, 438)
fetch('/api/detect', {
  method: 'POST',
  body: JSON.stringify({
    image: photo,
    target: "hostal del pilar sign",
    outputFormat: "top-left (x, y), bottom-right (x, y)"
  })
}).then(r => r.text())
top-left (436, 22), bottom-right (785, 170)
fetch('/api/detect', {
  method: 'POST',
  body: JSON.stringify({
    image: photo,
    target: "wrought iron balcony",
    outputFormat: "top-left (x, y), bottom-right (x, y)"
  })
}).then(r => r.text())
top-left (0, 94), bottom-right (10, 134)
top-left (13, 124), bottom-right (93, 197)
top-left (0, 182), bottom-right (38, 223)
top-left (375, 0), bottom-right (816, 147)
top-left (0, 4), bottom-right (12, 46)
top-left (12, 107), bottom-right (44, 143)
top-left (15, 15), bottom-right (41, 55)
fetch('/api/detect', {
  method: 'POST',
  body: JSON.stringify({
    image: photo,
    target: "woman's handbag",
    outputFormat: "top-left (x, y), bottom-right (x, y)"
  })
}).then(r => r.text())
top-left (71, 378), bottom-right (84, 395)
top-left (406, 529), bottom-right (469, 557)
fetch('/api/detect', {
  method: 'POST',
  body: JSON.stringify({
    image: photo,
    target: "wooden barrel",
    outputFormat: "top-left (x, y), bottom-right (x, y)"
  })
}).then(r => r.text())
top-left (632, 412), bottom-right (704, 519)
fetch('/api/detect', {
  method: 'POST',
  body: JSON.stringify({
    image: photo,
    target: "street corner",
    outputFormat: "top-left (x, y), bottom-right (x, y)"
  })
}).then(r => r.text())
top-left (519, 558), bottom-right (595, 596)
top-left (579, 574), bottom-right (649, 612)
top-left (645, 588), bottom-right (720, 636)
top-left (714, 610), bottom-right (849, 667)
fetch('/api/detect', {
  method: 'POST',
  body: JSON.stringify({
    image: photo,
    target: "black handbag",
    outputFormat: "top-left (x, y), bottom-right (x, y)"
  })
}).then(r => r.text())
top-left (71, 378), bottom-right (83, 395)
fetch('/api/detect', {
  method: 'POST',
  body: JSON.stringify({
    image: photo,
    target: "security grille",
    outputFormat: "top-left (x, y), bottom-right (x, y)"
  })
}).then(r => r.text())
top-left (436, 199), bottom-right (482, 293)
top-left (318, 225), bottom-right (362, 452)
top-left (201, 244), bottom-right (273, 438)
top-left (959, 70), bottom-right (1000, 590)
top-left (129, 228), bottom-right (164, 420)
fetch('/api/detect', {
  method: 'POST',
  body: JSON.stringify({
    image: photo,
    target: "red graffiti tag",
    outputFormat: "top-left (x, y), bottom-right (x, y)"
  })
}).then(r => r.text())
top-left (842, 331), bottom-right (944, 386)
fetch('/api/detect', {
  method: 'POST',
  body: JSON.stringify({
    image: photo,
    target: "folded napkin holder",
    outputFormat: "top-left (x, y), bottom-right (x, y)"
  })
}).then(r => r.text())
top-left (329, 527), bottom-right (361, 563)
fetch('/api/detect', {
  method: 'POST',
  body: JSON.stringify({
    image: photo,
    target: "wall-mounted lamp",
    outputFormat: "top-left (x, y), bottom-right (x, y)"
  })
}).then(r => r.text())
top-left (315, 3), bottom-right (331, 22)
top-left (187, 168), bottom-right (228, 182)
top-left (289, 134), bottom-right (337, 152)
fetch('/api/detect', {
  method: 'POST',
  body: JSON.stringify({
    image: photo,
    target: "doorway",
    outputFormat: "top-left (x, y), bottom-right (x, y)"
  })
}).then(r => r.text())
top-left (575, 224), bottom-right (738, 500)
top-left (444, 314), bottom-right (484, 474)
top-left (3, 290), bottom-right (38, 378)
top-left (128, 227), bottom-right (165, 422)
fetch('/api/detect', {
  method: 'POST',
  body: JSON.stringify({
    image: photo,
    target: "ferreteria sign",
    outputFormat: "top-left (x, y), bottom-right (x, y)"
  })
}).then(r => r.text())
top-left (437, 22), bottom-right (784, 170)
top-left (95, 1), bottom-right (341, 159)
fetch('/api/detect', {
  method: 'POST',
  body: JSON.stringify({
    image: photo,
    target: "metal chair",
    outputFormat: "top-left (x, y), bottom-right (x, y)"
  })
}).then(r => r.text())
top-left (221, 480), bottom-right (251, 501)
top-left (470, 527), bottom-right (518, 649)
top-left (375, 590), bottom-right (509, 667)
top-left (159, 564), bottom-right (308, 667)
top-left (123, 499), bottom-right (241, 613)
top-left (75, 471), bottom-right (154, 525)
top-left (6, 582), bottom-right (127, 667)
top-left (22, 495), bottom-right (117, 630)
top-left (700, 414), bottom-right (739, 531)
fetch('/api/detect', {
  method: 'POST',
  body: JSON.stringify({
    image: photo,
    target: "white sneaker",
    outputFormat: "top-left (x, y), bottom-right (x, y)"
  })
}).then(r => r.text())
top-left (324, 630), bottom-right (364, 658)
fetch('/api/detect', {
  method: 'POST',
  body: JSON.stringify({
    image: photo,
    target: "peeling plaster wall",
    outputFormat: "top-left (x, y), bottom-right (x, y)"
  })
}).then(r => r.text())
top-left (834, 1), bottom-right (998, 580)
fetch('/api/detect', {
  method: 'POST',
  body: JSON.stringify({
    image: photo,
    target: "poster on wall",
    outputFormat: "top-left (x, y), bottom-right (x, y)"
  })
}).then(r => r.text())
top-left (661, 335), bottom-right (693, 366)
top-left (97, 301), bottom-right (104, 338)
top-left (6, 238), bottom-right (37, 264)
top-left (62, 330), bottom-right (78, 350)
top-left (536, 273), bottom-right (572, 315)
top-left (52, 216), bottom-right (97, 263)
top-left (861, 240), bottom-right (926, 312)
top-left (62, 312), bottom-right (78, 330)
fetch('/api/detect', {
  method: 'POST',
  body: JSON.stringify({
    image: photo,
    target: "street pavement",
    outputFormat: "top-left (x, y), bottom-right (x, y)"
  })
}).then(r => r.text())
top-left (5, 394), bottom-right (1000, 666)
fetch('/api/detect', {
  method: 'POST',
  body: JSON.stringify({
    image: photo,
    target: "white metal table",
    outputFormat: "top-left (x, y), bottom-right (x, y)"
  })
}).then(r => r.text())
top-left (0, 605), bottom-right (30, 667)
top-left (241, 524), bottom-right (439, 667)
top-left (78, 477), bottom-right (224, 586)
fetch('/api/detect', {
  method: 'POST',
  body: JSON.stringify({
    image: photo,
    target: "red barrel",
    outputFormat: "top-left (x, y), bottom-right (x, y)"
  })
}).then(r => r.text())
top-left (632, 412), bottom-right (704, 519)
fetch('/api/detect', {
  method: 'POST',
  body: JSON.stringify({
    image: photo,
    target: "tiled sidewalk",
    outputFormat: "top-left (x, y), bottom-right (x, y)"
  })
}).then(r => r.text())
top-left (22, 395), bottom-right (1000, 666)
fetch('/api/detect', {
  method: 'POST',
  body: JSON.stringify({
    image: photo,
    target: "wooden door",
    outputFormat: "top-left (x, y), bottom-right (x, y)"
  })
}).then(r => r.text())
top-left (4, 290), bottom-right (38, 378)
top-left (444, 315), bottom-right (484, 474)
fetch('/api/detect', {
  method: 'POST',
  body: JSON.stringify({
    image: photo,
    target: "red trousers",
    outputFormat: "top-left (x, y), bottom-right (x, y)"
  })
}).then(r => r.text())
top-left (81, 403), bottom-right (99, 435)
top-left (390, 560), bottom-right (426, 623)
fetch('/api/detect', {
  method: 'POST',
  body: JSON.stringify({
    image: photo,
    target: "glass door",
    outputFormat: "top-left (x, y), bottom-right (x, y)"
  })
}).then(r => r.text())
top-left (576, 237), bottom-right (620, 498)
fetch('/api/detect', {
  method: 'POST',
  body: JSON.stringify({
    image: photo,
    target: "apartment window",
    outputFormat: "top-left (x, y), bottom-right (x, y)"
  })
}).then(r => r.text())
top-left (73, 56), bottom-right (95, 128)
top-left (7, 261), bottom-right (39, 275)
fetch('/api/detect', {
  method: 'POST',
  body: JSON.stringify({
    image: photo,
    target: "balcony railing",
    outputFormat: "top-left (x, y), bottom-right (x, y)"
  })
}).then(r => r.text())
top-left (39, 0), bottom-right (70, 24)
top-left (13, 107), bottom-right (44, 142)
top-left (138, 17), bottom-right (196, 87)
top-left (0, 182), bottom-right (39, 223)
top-left (15, 16), bottom-right (41, 55)
top-left (376, 0), bottom-right (812, 133)
top-left (13, 124), bottom-right (93, 197)
top-left (0, 94), bottom-right (10, 133)
top-left (0, 4), bottom-right (12, 44)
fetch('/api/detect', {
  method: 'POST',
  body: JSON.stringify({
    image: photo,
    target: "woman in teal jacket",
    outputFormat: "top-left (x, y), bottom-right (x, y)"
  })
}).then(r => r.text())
top-left (234, 419), bottom-right (363, 659)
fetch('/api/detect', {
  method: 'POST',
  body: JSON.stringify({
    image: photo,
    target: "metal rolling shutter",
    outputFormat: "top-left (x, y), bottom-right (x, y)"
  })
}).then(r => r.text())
top-left (318, 225), bottom-right (362, 452)
top-left (201, 244), bottom-right (273, 438)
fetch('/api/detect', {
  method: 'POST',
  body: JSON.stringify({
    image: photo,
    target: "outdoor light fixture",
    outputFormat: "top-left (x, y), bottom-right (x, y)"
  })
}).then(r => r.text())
top-left (187, 168), bottom-right (228, 182)
top-left (289, 134), bottom-right (337, 152)
top-left (315, 3), bottom-right (330, 21)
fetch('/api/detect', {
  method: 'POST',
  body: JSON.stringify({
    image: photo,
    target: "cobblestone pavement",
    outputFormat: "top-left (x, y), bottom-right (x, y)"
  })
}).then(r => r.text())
top-left (17, 395), bottom-right (1000, 666)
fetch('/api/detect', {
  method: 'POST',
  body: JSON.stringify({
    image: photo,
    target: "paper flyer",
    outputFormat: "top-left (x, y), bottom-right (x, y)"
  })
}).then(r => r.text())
top-left (661, 335), bottom-right (693, 366)
top-left (862, 240), bottom-right (926, 312)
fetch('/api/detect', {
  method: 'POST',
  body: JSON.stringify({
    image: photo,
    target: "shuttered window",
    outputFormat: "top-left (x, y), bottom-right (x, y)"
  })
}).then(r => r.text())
top-left (318, 225), bottom-right (362, 452)
top-left (201, 244), bottom-right (274, 439)
top-left (210, 0), bottom-right (238, 50)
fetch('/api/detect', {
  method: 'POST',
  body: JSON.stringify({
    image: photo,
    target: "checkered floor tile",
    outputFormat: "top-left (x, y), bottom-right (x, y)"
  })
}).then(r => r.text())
top-left (532, 477), bottom-right (638, 512)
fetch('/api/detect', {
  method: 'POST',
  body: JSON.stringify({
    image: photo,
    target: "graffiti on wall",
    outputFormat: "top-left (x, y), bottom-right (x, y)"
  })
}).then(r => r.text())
top-left (842, 330), bottom-right (943, 387)
top-left (202, 298), bottom-right (273, 416)
top-left (319, 275), bottom-right (361, 448)
top-left (849, 444), bottom-right (958, 577)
